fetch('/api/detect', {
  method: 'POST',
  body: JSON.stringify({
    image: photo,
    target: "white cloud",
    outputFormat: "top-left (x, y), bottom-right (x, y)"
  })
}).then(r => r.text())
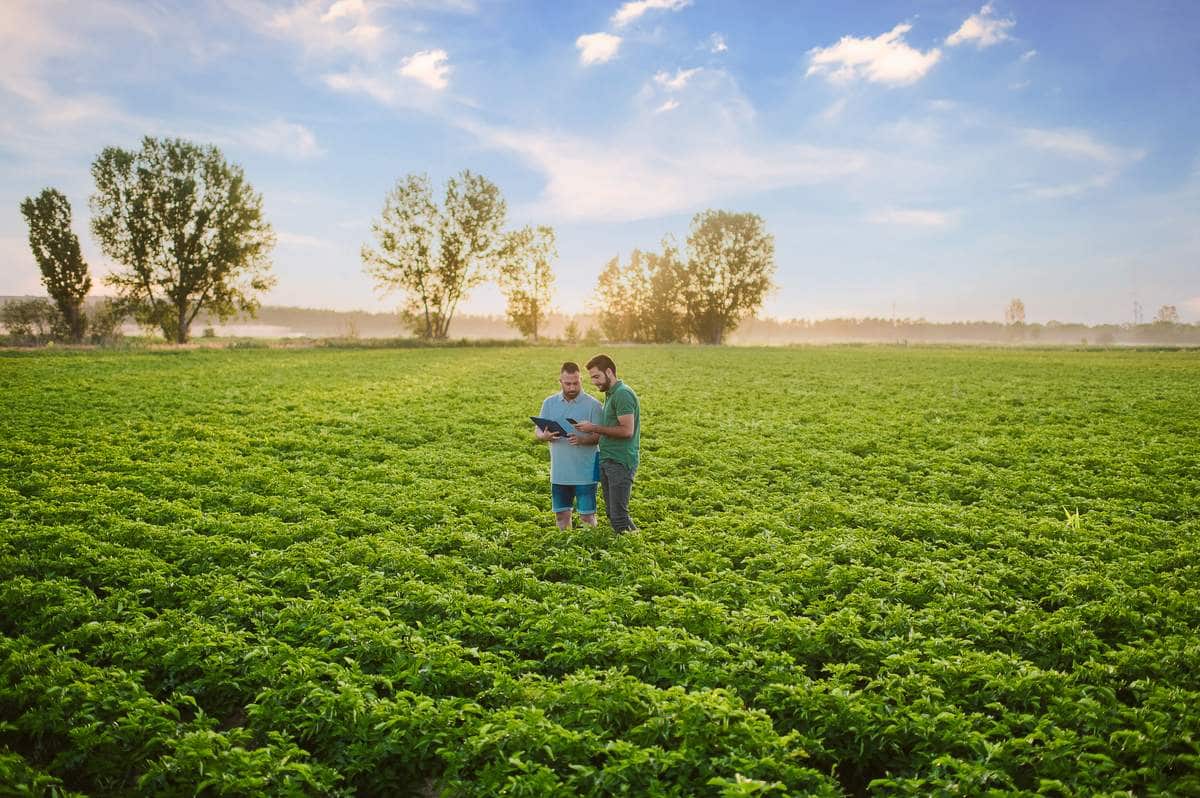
top-left (399, 48), bottom-right (450, 90)
top-left (1184, 296), bottom-right (1200, 314)
top-left (240, 120), bottom-right (325, 159)
top-left (263, 0), bottom-right (387, 56)
top-left (1018, 128), bottom-right (1146, 199)
top-left (927, 99), bottom-right (957, 112)
top-left (654, 67), bottom-right (701, 91)
top-left (1020, 128), bottom-right (1143, 165)
top-left (1010, 80), bottom-right (1030, 90)
top-left (807, 23), bottom-right (941, 86)
top-left (868, 208), bottom-right (956, 227)
top-left (818, 97), bottom-right (847, 123)
top-left (1020, 49), bottom-right (1037, 61)
top-left (709, 33), bottom-right (727, 53)
top-left (576, 32), bottom-right (621, 66)
top-left (461, 119), bottom-right (867, 222)
top-left (655, 99), bottom-right (680, 113)
top-left (946, 3), bottom-right (1015, 48)
top-left (611, 0), bottom-right (691, 28)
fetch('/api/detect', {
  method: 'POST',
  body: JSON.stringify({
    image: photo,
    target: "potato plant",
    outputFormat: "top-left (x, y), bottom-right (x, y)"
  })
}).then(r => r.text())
top-left (1, 345), bottom-right (1198, 796)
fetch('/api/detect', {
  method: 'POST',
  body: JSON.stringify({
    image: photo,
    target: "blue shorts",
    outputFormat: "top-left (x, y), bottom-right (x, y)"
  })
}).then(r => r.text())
top-left (551, 483), bottom-right (598, 515)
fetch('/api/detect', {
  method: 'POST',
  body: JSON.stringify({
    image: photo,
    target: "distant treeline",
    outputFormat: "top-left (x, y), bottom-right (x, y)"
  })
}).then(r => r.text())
top-left (5, 296), bottom-right (1197, 346)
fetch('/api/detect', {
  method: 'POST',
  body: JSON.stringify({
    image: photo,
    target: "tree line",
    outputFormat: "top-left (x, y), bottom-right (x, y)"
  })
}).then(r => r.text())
top-left (12, 135), bottom-right (1189, 347)
top-left (13, 136), bottom-right (778, 346)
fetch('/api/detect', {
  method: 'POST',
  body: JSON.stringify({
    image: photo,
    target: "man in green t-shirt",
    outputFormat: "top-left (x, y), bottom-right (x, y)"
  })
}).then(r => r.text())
top-left (574, 354), bottom-right (640, 533)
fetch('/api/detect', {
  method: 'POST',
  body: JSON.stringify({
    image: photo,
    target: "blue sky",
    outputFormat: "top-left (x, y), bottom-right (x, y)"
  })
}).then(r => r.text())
top-left (2, 0), bottom-right (1197, 323)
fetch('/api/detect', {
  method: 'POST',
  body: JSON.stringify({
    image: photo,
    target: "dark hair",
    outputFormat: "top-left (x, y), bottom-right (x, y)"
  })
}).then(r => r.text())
top-left (560, 361), bottom-right (580, 374)
top-left (586, 354), bottom-right (617, 374)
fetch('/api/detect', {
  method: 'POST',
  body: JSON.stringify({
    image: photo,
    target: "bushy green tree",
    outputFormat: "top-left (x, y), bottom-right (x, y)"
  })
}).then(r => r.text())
top-left (681, 210), bottom-right (775, 345)
top-left (363, 171), bottom-right (507, 339)
top-left (497, 225), bottom-right (556, 341)
top-left (19, 188), bottom-right (91, 342)
top-left (0, 298), bottom-right (59, 344)
top-left (593, 243), bottom-right (686, 343)
top-left (90, 137), bottom-right (276, 343)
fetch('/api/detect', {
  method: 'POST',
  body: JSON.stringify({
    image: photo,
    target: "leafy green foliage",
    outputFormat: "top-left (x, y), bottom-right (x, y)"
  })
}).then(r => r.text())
top-left (1, 346), bottom-right (1198, 795)
top-left (89, 137), bottom-right (276, 344)
top-left (19, 188), bottom-right (91, 343)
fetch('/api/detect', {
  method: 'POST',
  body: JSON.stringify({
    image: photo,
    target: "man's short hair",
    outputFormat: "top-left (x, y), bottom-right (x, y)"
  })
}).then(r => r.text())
top-left (586, 354), bottom-right (617, 374)
top-left (560, 361), bottom-right (580, 374)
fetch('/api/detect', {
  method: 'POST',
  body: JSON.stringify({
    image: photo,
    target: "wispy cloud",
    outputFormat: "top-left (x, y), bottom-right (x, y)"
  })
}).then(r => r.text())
top-left (655, 98), bottom-right (680, 114)
top-left (576, 32), bottom-right (621, 65)
top-left (868, 208), bottom-right (956, 227)
top-left (1019, 127), bottom-right (1146, 198)
top-left (807, 23), bottom-right (941, 86)
top-left (654, 67), bottom-right (701, 91)
top-left (1021, 128), bottom-right (1143, 165)
top-left (709, 33), bottom-right (728, 53)
top-left (611, 0), bottom-right (691, 28)
top-left (261, 0), bottom-right (387, 57)
top-left (399, 48), bottom-right (450, 90)
top-left (462, 119), bottom-right (867, 222)
top-left (239, 120), bottom-right (325, 159)
top-left (1020, 49), bottom-right (1037, 61)
top-left (946, 3), bottom-right (1015, 48)
top-left (277, 230), bottom-right (335, 248)
top-left (818, 97), bottom-right (848, 123)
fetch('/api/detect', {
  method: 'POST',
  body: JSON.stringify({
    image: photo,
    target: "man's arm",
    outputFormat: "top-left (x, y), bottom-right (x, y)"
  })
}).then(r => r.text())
top-left (575, 414), bottom-right (634, 439)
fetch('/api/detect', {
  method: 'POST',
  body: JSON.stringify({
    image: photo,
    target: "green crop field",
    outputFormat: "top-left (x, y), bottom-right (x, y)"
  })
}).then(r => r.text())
top-left (1, 345), bottom-right (1198, 796)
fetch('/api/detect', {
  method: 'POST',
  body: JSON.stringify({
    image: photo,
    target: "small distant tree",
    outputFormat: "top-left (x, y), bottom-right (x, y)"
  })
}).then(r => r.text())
top-left (643, 238), bottom-right (686, 342)
top-left (594, 250), bottom-right (647, 342)
top-left (1, 298), bottom-right (59, 343)
top-left (19, 188), bottom-right (91, 342)
top-left (1154, 304), bottom-right (1180, 324)
top-left (363, 171), bottom-right (507, 340)
top-left (563, 318), bottom-right (580, 344)
top-left (680, 210), bottom-right (775, 344)
top-left (1004, 298), bottom-right (1026, 325)
top-left (497, 225), bottom-right (556, 341)
top-left (90, 137), bottom-right (276, 343)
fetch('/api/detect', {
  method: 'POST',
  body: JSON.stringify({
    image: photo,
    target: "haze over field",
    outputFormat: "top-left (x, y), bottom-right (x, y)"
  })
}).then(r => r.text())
top-left (1, 0), bottom-right (1198, 324)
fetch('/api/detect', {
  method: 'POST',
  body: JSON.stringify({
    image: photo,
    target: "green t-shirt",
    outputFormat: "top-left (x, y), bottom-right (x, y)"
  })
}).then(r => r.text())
top-left (599, 380), bottom-right (640, 470)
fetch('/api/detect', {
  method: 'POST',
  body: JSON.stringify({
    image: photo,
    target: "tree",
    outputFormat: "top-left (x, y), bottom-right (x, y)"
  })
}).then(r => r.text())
top-left (497, 225), bottom-right (556, 340)
top-left (594, 250), bottom-right (648, 342)
top-left (1, 298), bottom-right (59, 343)
top-left (363, 170), bottom-right (507, 339)
top-left (643, 239), bottom-right (687, 343)
top-left (680, 210), bottom-right (775, 345)
top-left (1005, 298), bottom-right (1026, 326)
top-left (19, 188), bottom-right (91, 342)
top-left (90, 137), bottom-right (276, 343)
top-left (1154, 304), bottom-right (1180, 324)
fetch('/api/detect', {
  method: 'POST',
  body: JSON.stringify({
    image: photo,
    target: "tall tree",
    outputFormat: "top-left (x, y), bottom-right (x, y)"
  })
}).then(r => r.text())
top-left (363, 170), bottom-right (507, 339)
top-left (90, 137), bottom-right (276, 343)
top-left (594, 250), bottom-right (648, 342)
top-left (1154, 305), bottom-right (1180, 324)
top-left (681, 210), bottom-right (776, 344)
top-left (497, 225), bottom-right (556, 341)
top-left (1005, 298), bottom-right (1026, 325)
top-left (19, 188), bottom-right (91, 342)
top-left (643, 239), bottom-right (687, 343)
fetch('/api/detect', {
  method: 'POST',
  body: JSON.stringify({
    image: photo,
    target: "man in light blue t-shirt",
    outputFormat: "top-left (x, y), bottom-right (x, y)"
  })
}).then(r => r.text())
top-left (534, 362), bottom-right (604, 529)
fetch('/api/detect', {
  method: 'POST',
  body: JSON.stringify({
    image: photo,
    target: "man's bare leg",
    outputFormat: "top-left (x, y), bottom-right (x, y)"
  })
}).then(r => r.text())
top-left (579, 513), bottom-right (597, 527)
top-left (555, 509), bottom-right (573, 530)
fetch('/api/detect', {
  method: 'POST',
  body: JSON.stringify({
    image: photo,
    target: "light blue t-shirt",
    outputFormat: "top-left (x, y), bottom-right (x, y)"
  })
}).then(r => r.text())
top-left (539, 391), bottom-right (603, 485)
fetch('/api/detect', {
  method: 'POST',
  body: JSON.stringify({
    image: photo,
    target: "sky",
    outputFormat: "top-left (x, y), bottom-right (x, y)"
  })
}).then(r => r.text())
top-left (1, 0), bottom-right (1198, 324)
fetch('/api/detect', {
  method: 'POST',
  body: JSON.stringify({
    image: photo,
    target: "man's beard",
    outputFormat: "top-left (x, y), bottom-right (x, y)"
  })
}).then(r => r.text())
top-left (563, 388), bottom-right (580, 400)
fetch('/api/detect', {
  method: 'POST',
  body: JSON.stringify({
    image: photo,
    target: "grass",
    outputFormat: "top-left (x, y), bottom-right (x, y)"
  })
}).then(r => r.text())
top-left (1, 345), bottom-right (1198, 796)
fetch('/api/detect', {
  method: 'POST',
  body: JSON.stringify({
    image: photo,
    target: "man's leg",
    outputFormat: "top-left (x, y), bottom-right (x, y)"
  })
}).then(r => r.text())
top-left (551, 484), bottom-right (575, 530)
top-left (577, 482), bottom-right (599, 527)
top-left (598, 464), bottom-right (613, 528)
top-left (600, 461), bottom-right (636, 532)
